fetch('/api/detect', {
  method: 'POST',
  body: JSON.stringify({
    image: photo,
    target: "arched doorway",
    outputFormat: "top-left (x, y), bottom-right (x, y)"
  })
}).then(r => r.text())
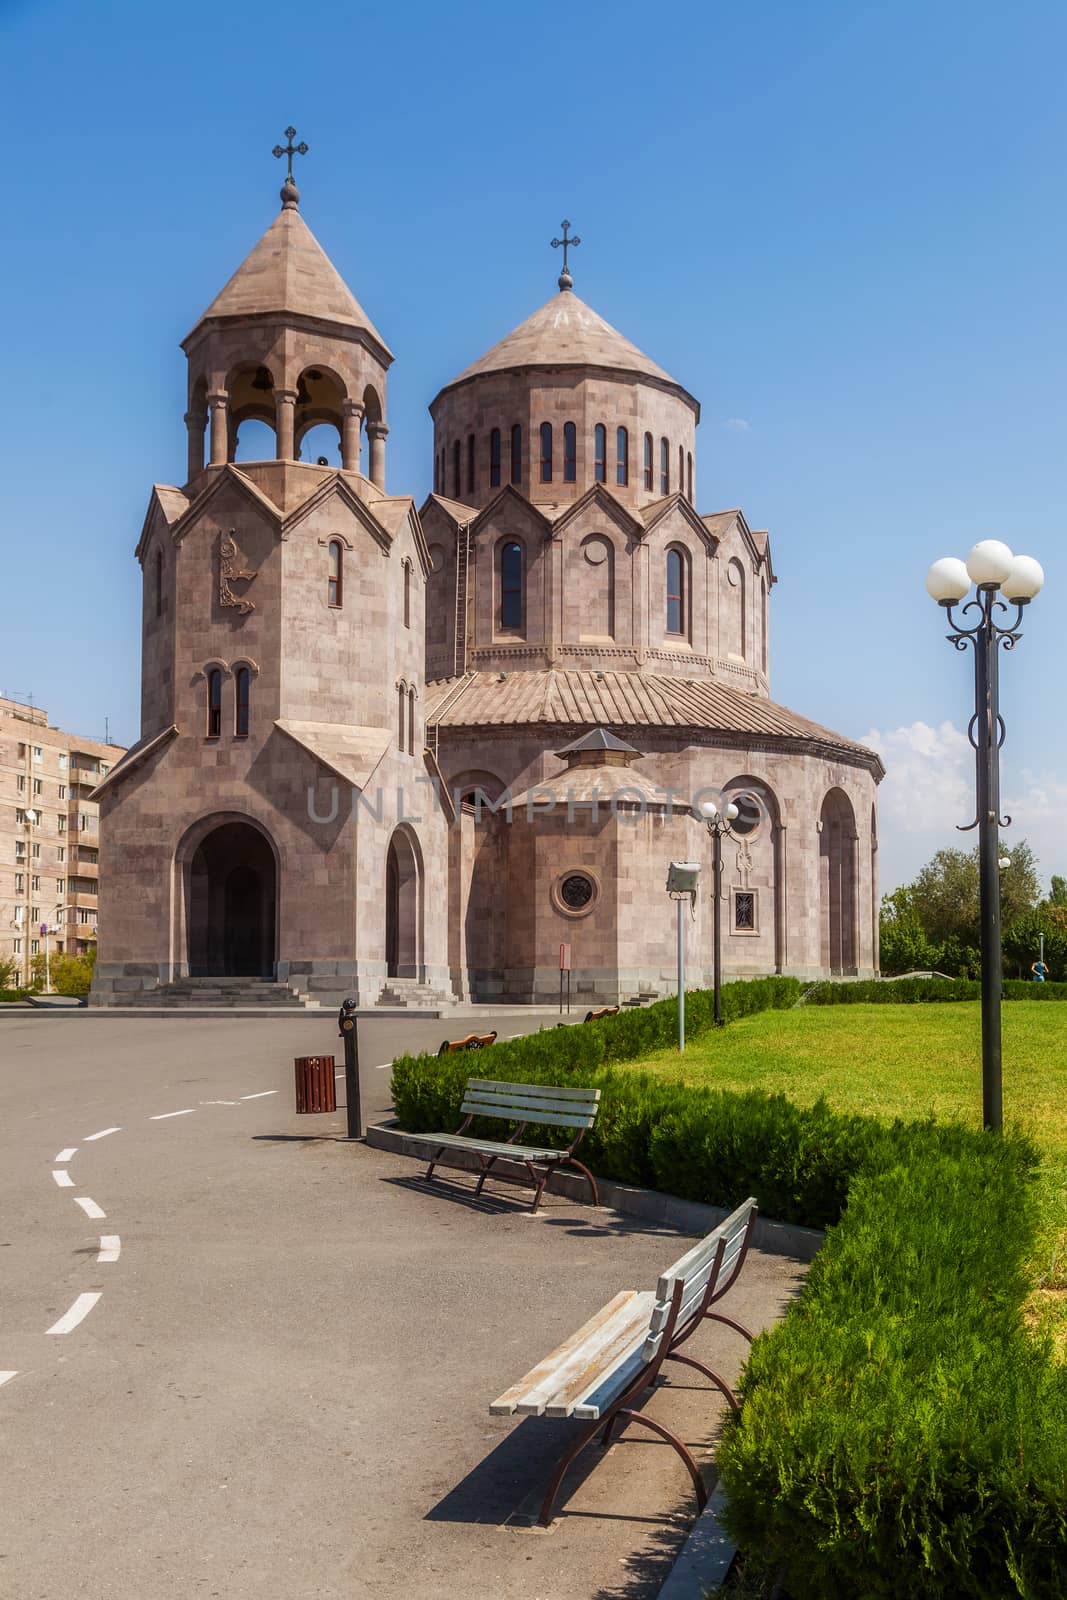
top-left (819, 789), bottom-right (857, 976)
top-left (187, 820), bottom-right (277, 976)
top-left (385, 828), bottom-right (422, 979)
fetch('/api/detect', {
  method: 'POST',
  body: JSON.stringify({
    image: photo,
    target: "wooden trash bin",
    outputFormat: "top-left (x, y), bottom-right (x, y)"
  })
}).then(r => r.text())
top-left (294, 1055), bottom-right (337, 1114)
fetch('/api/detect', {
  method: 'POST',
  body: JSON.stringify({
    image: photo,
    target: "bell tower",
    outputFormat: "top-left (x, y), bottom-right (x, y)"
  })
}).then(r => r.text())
top-left (181, 129), bottom-right (393, 488)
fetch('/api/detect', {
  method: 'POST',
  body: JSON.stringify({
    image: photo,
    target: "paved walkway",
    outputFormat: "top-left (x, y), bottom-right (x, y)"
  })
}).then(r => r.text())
top-left (0, 1015), bottom-right (806, 1598)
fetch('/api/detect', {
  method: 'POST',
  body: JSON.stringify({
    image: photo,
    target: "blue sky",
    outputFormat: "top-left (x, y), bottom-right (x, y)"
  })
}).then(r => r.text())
top-left (0, 0), bottom-right (1063, 892)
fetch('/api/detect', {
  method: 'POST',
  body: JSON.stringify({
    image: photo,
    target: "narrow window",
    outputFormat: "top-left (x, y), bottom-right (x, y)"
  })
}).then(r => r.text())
top-left (594, 423), bottom-right (606, 482)
top-left (510, 424), bottom-right (522, 485)
top-left (434, 451), bottom-right (440, 492)
top-left (328, 540), bottom-right (343, 607)
top-left (616, 426), bottom-right (629, 486)
top-left (155, 549), bottom-right (163, 618)
top-left (490, 427), bottom-right (501, 488)
top-left (687, 452), bottom-right (693, 503)
top-left (540, 422), bottom-right (553, 483)
top-left (643, 432), bottom-right (653, 490)
top-left (452, 439), bottom-right (461, 499)
top-left (660, 437), bottom-right (670, 495)
top-left (501, 541), bottom-right (523, 629)
top-left (403, 561), bottom-right (411, 628)
top-left (679, 445), bottom-right (684, 496)
top-left (563, 422), bottom-right (576, 482)
top-left (207, 669), bottom-right (222, 738)
top-left (666, 549), bottom-right (685, 635)
top-left (397, 684), bottom-right (406, 750)
top-left (408, 688), bottom-right (416, 755)
top-left (234, 667), bottom-right (250, 737)
top-left (466, 433), bottom-right (475, 496)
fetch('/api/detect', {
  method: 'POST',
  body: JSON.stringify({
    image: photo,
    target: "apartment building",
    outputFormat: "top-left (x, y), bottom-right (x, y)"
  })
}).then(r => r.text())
top-left (0, 696), bottom-right (126, 986)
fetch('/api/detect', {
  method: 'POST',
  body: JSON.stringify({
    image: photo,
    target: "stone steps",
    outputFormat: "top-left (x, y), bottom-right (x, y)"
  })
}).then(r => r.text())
top-left (125, 979), bottom-right (306, 1009)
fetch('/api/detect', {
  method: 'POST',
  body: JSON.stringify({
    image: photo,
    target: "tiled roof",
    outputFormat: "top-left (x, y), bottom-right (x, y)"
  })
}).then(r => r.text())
top-left (441, 290), bottom-right (695, 406)
top-left (426, 669), bottom-right (882, 772)
top-left (187, 206), bottom-right (391, 355)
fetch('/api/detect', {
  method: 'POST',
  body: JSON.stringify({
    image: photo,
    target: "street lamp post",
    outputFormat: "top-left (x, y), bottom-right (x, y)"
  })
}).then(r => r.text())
top-left (925, 540), bottom-right (1045, 1131)
top-left (699, 800), bottom-right (740, 1026)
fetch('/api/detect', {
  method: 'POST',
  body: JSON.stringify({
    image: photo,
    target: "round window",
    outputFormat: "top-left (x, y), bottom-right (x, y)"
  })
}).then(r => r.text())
top-left (729, 794), bottom-right (763, 837)
top-left (553, 871), bottom-right (599, 918)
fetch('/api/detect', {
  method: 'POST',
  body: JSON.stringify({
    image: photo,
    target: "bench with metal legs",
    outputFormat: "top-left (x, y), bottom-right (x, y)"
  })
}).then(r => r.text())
top-left (489, 1197), bottom-right (758, 1525)
top-left (406, 1079), bottom-right (601, 1213)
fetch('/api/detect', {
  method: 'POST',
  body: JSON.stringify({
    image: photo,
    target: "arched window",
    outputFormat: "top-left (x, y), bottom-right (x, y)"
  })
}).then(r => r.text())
top-left (452, 439), bottom-right (461, 499)
top-left (490, 428), bottom-right (501, 488)
top-left (327, 539), bottom-right (343, 608)
top-left (563, 421), bottom-right (576, 482)
top-left (594, 423), bottom-right (607, 482)
top-left (408, 688), bottom-right (416, 755)
top-left (540, 422), bottom-right (553, 483)
top-left (687, 452), bottom-right (693, 503)
top-left (666, 548), bottom-right (686, 636)
top-left (500, 541), bottom-right (523, 630)
top-left (206, 669), bottom-right (222, 739)
top-left (466, 433), bottom-right (475, 495)
top-left (660, 437), bottom-right (670, 495)
top-left (616, 426), bottom-right (629, 486)
top-left (403, 560), bottom-right (411, 629)
top-left (155, 549), bottom-right (164, 618)
top-left (510, 424), bottom-right (522, 485)
top-left (234, 667), bottom-right (250, 738)
top-left (643, 432), bottom-right (653, 490)
top-left (679, 444), bottom-right (684, 496)
top-left (397, 684), bottom-right (406, 750)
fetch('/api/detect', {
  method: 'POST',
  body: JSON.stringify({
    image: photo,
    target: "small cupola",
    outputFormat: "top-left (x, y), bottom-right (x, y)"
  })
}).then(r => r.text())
top-left (554, 728), bottom-right (642, 771)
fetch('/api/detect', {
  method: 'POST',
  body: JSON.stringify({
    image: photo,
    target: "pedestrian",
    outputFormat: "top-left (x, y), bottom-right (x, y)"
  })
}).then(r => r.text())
top-left (1031, 959), bottom-right (1049, 983)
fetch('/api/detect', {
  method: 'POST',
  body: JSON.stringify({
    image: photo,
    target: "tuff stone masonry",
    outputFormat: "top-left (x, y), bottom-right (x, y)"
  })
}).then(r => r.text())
top-left (91, 174), bottom-right (883, 1008)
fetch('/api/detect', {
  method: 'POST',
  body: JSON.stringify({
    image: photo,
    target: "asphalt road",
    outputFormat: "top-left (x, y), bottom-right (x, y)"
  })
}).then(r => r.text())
top-left (0, 1012), bottom-right (805, 1599)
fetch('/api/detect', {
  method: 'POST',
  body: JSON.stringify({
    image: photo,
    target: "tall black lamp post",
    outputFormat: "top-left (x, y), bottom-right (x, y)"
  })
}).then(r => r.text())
top-left (925, 540), bottom-right (1045, 1132)
top-left (699, 799), bottom-right (740, 1026)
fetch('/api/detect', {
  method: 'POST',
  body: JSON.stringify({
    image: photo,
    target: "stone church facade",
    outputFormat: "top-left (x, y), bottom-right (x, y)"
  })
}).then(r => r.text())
top-left (91, 172), bottom-right (883, 1008)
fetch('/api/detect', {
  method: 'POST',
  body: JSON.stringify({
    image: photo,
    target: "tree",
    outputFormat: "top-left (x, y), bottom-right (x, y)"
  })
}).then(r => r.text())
top-left (1047, 875), bottom-right (1067, 908)
top-left (880, 839), bottom-right (1040, 976)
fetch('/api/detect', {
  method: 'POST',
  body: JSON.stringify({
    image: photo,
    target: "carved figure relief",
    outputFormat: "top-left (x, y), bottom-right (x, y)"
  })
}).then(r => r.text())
top-left (219, 531), bottom-right (258, 615)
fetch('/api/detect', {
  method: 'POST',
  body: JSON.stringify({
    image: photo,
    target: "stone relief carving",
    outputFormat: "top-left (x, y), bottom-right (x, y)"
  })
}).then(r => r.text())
top-left (219, 531), bottom-right (258, 615)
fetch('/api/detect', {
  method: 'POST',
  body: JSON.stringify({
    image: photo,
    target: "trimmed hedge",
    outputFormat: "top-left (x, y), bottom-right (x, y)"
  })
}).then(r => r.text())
top-left (391, 974), bottom-right (1067, 1595)
top-left (806, 976), bottom-right (1067, 1004)
top-left (719, 1130), bottom-right (1067, 1598)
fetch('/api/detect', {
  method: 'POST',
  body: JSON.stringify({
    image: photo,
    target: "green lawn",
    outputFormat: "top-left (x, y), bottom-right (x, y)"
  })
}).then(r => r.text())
top-left (636, 1001), bottom-right (1067, 1321)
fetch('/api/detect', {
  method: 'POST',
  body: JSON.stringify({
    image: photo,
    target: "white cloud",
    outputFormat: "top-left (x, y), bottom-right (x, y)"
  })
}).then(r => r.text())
top-left (723, 417), bottom-right (751, 432)
top-left (862, 720), bottom-right (1067, 891)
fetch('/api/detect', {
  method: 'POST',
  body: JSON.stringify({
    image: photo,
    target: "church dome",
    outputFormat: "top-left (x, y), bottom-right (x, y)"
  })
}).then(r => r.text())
top-left (439, 289), bottom-right (696, 409)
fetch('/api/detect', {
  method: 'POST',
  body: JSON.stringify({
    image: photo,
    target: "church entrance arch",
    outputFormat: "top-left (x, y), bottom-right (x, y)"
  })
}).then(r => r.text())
top-left (385, 827), bottom-right (422, 979)
top-left (184, 817), bottom-right (278, 977)
top-left (819, 789), bottom-right (857, 976)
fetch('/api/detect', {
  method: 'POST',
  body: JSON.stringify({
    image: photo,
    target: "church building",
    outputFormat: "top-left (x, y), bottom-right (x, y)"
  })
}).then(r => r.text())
top-left (91, 151), bottom-right (883, 1008)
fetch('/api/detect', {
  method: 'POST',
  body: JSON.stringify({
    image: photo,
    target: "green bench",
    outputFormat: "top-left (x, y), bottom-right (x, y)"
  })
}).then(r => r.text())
top-left (405, 1077), bottom-right (601, 1213)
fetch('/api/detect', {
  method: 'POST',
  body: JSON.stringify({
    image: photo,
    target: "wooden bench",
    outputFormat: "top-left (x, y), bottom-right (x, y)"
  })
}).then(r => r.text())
top-left (405, 1078), bottom-right (601, 1213)
top-left (584, 1006), bottom-right (619, 1022)
top-left (490, 1197), bottom-right (758, 1526)
top-left (436, 1031), bottom-right (498, 1056)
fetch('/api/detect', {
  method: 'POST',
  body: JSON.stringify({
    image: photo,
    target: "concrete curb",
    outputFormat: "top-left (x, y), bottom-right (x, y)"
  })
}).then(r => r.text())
top-left (0, 1006), bottom-right (444, 1019)
top-left (657, 1483), bottom-right (736, 1598)
top-left (365, 1118), bottom-right (825, 1262)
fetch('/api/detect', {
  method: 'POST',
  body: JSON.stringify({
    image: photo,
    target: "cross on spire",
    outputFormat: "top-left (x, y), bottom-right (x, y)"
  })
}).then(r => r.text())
top-left (551, 220), bottom-right (581, 291)
top-left (273, 126), bottom-right (308, 208)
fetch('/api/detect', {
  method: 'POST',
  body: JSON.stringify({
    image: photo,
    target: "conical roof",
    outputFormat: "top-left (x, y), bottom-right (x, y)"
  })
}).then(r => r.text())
top-left (186, 205), bottom-right (391, 357)
top-left (440, 289), bottom-right (694, 406)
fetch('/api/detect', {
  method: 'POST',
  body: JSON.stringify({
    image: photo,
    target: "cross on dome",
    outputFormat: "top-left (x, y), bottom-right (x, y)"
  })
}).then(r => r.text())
top-left (551, 220), bottom-right (581, 291)
top-left (273, 125), bottom-right (309, 209)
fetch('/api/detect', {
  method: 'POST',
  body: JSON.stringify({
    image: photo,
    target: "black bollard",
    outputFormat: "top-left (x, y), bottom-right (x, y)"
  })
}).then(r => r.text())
top-left (337, 996), bottom-right (362, 1140)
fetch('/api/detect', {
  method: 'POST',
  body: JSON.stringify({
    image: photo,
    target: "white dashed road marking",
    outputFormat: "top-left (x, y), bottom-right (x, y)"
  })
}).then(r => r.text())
top-left (240, 1091), bottom-right (277, 1100)
top-left (149, 1109), bottom-right (195, 1120)
top-left (54, 1148), bottom-right (77, 1164)
top-left (97, 1236), bottom-right (121, 1264)
top-left (0, 1372), bottom-right (17, 1389)
top-left (74, 1197), bottom-right (106, 1220)
top-left (52, 1170), bottom-right (74, 1188)
top-left (46, 1292), bottom-right (102, 1336)
top-left (200, 1100), bottom-right (238, 1106)
top-left (84, 1127), bottom-right (121, 1141)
